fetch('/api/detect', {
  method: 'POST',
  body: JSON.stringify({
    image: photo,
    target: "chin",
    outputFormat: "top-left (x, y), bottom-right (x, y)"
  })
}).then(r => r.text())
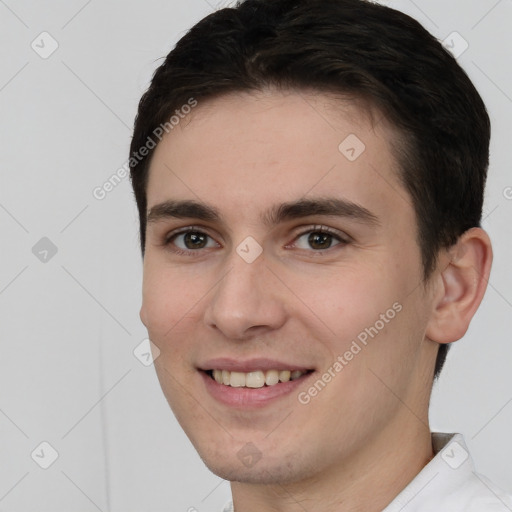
top-left (197, 444), bottom-right (312, 485)
top-left (202, 459), bottom-right (297, 484)
top-left (205, 463), bottom-right (275, 483)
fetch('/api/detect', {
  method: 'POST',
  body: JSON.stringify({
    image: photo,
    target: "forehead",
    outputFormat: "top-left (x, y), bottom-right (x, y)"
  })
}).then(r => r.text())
top-left (145, 89), bottom-right (410, 224)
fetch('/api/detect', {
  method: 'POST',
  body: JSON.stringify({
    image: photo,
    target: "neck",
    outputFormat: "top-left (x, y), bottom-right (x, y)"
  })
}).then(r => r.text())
top-left (230, 417), bottom-right (434, 512)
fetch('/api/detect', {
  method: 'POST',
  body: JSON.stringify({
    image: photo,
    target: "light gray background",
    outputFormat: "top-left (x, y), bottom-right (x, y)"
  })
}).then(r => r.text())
top-left (1, 1), bottom-right (511, 511)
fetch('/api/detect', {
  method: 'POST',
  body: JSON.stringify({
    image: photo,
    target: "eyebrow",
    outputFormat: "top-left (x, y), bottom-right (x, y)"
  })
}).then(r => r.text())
top-left (147, 200), bottom-right (219, 224)
top-left (146, 198), bottom-right (380, 227)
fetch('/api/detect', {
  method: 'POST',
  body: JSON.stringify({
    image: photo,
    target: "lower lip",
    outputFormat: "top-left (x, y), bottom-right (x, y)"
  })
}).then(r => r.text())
top-left (200, 371), bottom-right (314, 409)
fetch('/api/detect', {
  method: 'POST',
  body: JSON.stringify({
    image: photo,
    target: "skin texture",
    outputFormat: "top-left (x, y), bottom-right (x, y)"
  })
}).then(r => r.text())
top-left (140, 90), bottom-right (492, 512)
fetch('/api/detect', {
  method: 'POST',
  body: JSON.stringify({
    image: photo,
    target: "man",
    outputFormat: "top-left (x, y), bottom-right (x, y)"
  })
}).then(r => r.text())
top-left (128, 0), bottom-right (512, 510)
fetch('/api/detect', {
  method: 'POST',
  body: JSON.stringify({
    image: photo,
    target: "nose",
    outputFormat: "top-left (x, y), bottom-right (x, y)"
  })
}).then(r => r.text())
top-left (203, 249), bottom-right (287, 340)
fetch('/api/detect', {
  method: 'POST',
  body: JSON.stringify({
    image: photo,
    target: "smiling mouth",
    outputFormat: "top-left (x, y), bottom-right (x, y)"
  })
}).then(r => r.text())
top-left (205, 369), bottom-right (314, 388)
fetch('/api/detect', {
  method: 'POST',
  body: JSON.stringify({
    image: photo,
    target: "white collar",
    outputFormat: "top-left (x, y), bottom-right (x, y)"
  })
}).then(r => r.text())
top-left (383, 432), bottom-right (512, 511)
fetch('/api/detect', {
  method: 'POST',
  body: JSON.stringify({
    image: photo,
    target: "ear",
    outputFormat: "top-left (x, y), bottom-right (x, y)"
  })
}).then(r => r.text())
top-left (426, 227), bottom-right (493, 344)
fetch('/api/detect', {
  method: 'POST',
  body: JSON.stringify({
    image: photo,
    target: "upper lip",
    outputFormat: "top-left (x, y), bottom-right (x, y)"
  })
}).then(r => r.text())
top-left (198, 357), bottom-right (314, 373)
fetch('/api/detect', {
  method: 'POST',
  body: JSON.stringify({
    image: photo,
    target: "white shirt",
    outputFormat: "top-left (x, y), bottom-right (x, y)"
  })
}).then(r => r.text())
top-left (384, 433), bottom-right (512, 511)
top-left (221, 433), bottom-right (512, 511)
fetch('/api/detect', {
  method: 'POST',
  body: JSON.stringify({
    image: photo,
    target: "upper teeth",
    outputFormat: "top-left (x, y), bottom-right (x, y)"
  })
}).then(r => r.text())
top-left (212, 369), bottom-right (307, 388)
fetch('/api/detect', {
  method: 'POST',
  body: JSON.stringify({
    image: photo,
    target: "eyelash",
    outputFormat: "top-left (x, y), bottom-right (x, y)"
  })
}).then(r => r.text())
top-left (162, 225), bottom-right (350, 257)
top-left (162, 226), bottom-right (218, 256)
top-left (286, 225), bottom-right (350, 251)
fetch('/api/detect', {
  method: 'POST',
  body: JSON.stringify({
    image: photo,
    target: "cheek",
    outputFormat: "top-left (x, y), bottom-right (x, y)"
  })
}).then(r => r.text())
top-left (141, 261), bottom-right (206, 337)
top-left (287, 264), bottom-right (402, 345)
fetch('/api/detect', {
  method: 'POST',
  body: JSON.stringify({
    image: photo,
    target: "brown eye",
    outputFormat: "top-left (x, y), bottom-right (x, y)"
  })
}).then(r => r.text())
top-left (292, 227), bottom-right (347, 251)
top-left (183, 232), bottom-right (208, 249)
top-left (168, 230), bottom-right (218, 251)
top-left (308, 232), bottom-right (334, 250)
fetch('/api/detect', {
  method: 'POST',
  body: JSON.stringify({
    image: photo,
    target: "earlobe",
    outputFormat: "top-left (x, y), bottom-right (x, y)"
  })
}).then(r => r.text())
top-left (425, 227), bottom-right (493, 344)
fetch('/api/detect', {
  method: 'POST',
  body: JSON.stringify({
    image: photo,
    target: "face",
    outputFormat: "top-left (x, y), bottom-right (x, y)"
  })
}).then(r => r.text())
top-left (140, 90), bottom-right (439, 485)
